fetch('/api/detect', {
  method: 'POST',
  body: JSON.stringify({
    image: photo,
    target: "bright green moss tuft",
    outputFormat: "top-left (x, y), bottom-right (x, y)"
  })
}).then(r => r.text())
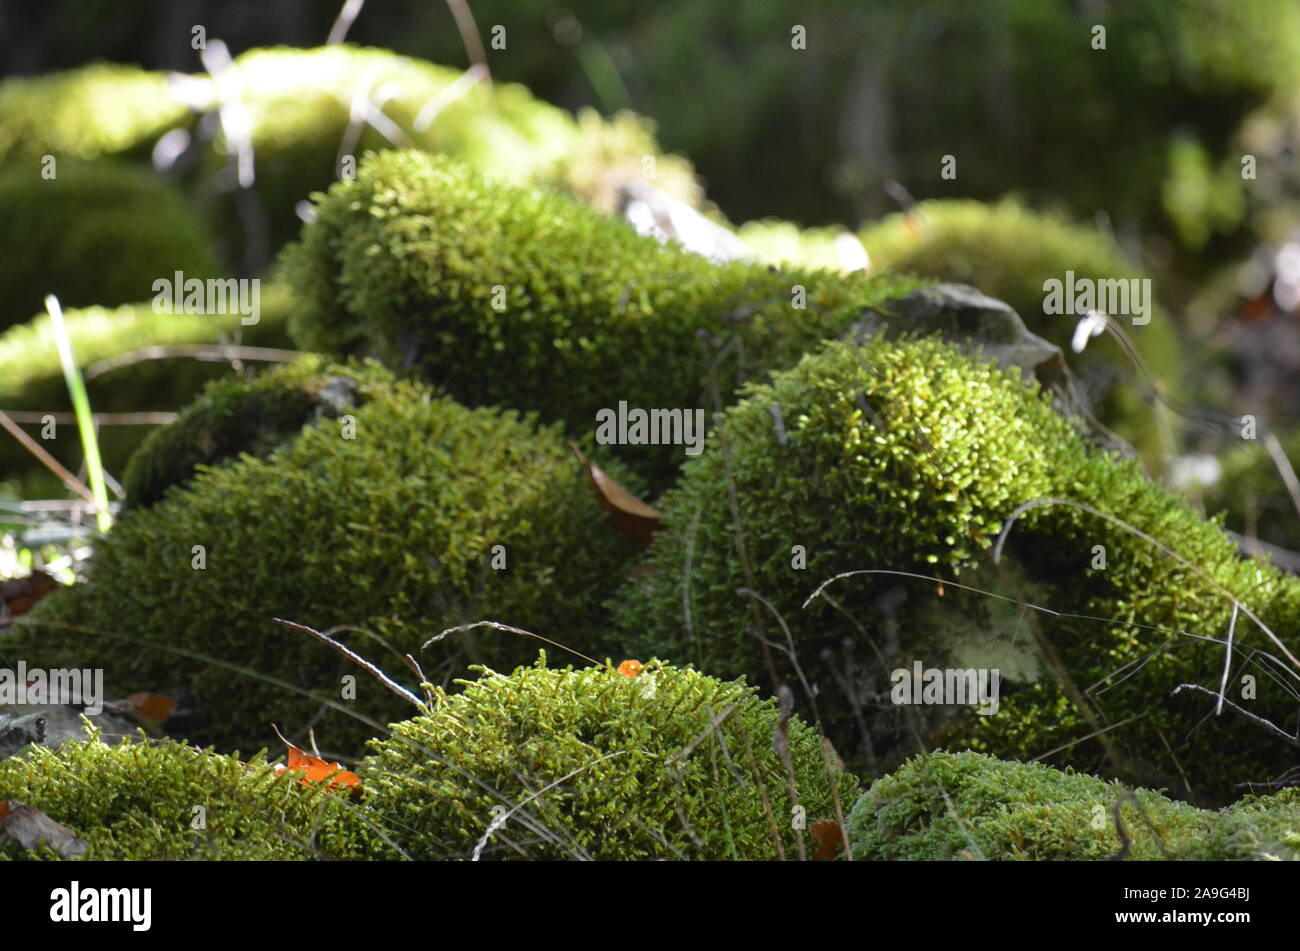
top-left (0, 288), bottom-right (292, 499)
top-left (122, 355), bottom-right (388, 508)
top-left (0, 161), bottom-right (222, 332)
top-left (0, 64), bottom-right (188, 167)
top-left (0, 730), bottom-right (380, 860)
top-left (280, 151), bottom-right (921, 487)
top-left (848, 751), bottom-right (1299, 861)
top-left (861, 199), bottom-right (1182, 461)
top-left (615, 334), bottom-right (1300, 803)
top-left (14, 374), bottom-right (638, 754)
top-left (358, 657), bottom-right (856, 860)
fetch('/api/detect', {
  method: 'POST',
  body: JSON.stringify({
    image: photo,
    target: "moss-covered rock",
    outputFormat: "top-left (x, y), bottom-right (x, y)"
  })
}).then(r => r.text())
top-left (358, 657), bottom-right (856, 860)
top-left (0, 729), bottom-right (379, 860)
top-left (0, 161), bottom-right (223, 332)
top-left (614, 334), bottom-right (1300, 804)
top-left (121, 355), bottom-right (373, 508)
top-left (0, 64), bottom-right (188, 167)
top-left (848, 751), bottom-right (1299, 861)
top-left (12, 369), bottom-right (639, 753)
top-left (861, 199), bottom-right (1183, 463)
top-left (0, 287), bottom-right (292, 500)
top-left (280, 151), bottom-right (920, 488)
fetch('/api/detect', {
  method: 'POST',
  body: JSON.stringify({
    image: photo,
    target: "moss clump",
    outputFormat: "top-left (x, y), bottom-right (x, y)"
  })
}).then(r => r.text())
top-left (122, 355), bottom-right (381, 508)
top-left (848, 751), bottom-right (1299, 861)
top-left (0, 64), bottom-right (188, 167)
top-left (861, 199), bottom-right (1182, 462)
top-left (0, 161), bottom-right (222, 332)
top-left (14, 370), bottom-right (638, 754)
top-left (0, 730), bottom-right (379, 860)
top-left (280, 151), bottom-right (920, 488)
top-left (615, 334), bottom-right (1300, 803)
top-left (358, 657), bottom-right (856, 860)
top-left (0, 288), bottom-right (292, 499)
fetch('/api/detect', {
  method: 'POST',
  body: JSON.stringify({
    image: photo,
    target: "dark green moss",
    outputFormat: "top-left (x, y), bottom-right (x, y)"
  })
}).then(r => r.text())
top-left (359, 657), bottom-right (856, 860)
top-left (849, 751), bottom-right (1298, 861)
top-left (0, 730), bottom-right (382, 860)
top-left (861, 199), bottom-right (1183, 463)
top-left (615, 334), bottom-right (1300, 804)
top-left (14, 375), bottom-right (639, 754)
top-left (280, 151), bottom-right (921, 488)
top-left (122, 356), bottom-right (386, 508)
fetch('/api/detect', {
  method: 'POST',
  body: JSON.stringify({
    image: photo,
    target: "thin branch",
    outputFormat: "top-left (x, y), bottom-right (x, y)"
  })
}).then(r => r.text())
top-left (273, 617), bottom-right (425, 711)
top-left (84, 344), bottom-right (301, 381)
top-left (1171, 683), bottom-right (1300, 748)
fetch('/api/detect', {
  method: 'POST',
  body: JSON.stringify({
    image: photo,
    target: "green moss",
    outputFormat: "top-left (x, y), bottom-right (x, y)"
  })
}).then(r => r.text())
top-left (0, 729), bottom-right (379, 860)
top-left (14, 373), bottom-right (638, 754)
top-left (280, 151), bottom-right (920, 488)
top-left (0, 161), bottom-right (222, 333)
top-left (0, 64), bottom-right (188, 167)
top-left (122, 355), bottom-right (382, 508)
top-left (0, 288), bottom-right (292, 499)
top-left (358, 657), bottom-right (856, 860)
top-left (615, 334), bottom-right (1300, 803)
top-left (861, 199), bottom-right (1182, 462)
top-left (848, 751), bottom-right (1299, 861)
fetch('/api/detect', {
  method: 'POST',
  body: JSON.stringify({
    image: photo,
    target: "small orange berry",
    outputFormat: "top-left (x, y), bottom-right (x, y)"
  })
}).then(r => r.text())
top-left (617, 659), bottom-right (643, 678)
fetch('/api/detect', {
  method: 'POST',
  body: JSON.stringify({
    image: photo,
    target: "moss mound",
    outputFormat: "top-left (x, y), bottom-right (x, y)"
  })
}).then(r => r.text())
top-left (861, 199), bottom-right (1182, 460)
top-left (0, 730), bottom-right (376, 860)
top-left (358, 657), bottom-right (856, 860)
top-left (849, 751), bottom-right (1299, 861)
top-left (280, 151), bottom-right (920, 487)
top-left (122, 355), bottom-right (375, 508)
top-left (0, 161), bottom-right (222, 332)
top-left (0, 288), bottom-right (292, 499)
top-left (14, 370), bottom-right (638, 753)
top-left (614, 334), bottom-right (1300, 804)
top-left (0, 63), bottom-right (187, 167)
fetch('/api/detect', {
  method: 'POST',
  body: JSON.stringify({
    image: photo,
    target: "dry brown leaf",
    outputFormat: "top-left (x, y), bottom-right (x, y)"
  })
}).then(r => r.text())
top-left (568, 442), bottom-right (662, 548)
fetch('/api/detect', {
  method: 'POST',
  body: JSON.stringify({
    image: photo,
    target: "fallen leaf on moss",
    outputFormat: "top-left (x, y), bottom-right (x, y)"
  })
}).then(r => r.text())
top-left (569, 442), bottom-right (662, 548)
top-left (810, 820), bottom-right (842, 861)
top-left (0, 800), bottom-right (88, 858)
top-left (617, 660), bottom-right (643, 677)
top-left (271, 725), bottom-right (362, 796)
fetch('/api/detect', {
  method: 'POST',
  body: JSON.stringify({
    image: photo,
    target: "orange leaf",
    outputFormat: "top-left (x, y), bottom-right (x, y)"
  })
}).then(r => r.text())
top-left (569, 442), bottom-right (662, 548)
top-left (125, 692), bottom-right (178, 722)
top-left (617, 659), bottom-right (643, 678)
top-left (810, 820), bottom-right (842, 861)
top-left (271, 725), bottom-right (362, 796)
